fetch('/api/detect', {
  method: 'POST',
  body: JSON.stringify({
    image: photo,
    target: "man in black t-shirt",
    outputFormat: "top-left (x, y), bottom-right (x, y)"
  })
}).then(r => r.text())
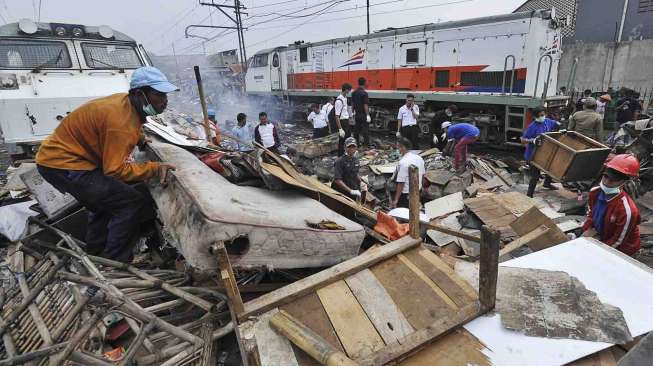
top-left (616, 90), bottom-right (642, 125)
top-left (331, 137), bottom-right (367, 200)
top-left (351, 77), bottom-right (370, 146)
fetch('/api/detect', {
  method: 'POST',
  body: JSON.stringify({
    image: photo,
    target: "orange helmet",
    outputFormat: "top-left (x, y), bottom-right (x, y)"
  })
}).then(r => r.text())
top-left (605, 154), bottom-right (640, 178)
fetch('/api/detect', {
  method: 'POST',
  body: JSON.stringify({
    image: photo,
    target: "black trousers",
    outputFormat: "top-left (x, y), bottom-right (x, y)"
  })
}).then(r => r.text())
top-left (337, 120), bottom-right (351, 156)
top-left (527, 165), bottom-right (553, 198)
top-left (37, 165), bottom-right (152, 262)
top-left (397, 193), bottom-right (410, 209)
top-left (354, 114), bottom-right (369, 146)
top-left (401, 125), bottom-right (420, 150)
top-left (313, 126), bottom-right (329, 139)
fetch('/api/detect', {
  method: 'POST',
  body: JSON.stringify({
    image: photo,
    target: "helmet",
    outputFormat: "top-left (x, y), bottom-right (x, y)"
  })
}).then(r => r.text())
top-left (207, 108), bottom-right (216, 118)
top-left (441, 121), bottom-right (452, 129)
top-left (605, 154), bottom-right (640, 178)
top-left (599, 94), bottom-right (612, 102)
top-left (344, 137), bottom-right (357, 147)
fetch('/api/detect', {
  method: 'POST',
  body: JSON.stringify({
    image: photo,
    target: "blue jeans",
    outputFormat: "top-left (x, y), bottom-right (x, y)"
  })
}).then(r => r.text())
top-left (36, 165), bottom-right (150, 262)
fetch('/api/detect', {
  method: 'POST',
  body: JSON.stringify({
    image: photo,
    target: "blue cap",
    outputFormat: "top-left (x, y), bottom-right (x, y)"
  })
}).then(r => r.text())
top-left (129, 66), bottom-right (179, 93)
top-left (207, 108), bottom-right (216, 117)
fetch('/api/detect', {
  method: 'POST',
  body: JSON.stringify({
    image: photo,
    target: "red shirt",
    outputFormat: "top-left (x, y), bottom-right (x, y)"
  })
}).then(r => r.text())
top-left (583, 187), bottom-right (641, 255)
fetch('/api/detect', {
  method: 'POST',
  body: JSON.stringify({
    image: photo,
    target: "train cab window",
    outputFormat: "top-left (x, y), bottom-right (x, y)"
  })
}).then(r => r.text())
top-left (250, 53), bottom-right (268, 68)
top-left (82, 43), bottom-right (143, 69)
top-left (435, 70), bottom-right (450, 88)
top-left (299, 47), bottom-right (308, 63)
top-left (272, 53), bottom-right (279, 67)
top-left (0, 40), bottom-right (71, 69)
top-left (406, 48), bottom-right (419, 64)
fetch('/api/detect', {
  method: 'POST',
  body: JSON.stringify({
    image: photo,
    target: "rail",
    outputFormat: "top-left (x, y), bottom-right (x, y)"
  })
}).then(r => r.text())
top-left (533, 54), bottom-right (553, 102)
top-left (501, 54), bottom-right (516, 96)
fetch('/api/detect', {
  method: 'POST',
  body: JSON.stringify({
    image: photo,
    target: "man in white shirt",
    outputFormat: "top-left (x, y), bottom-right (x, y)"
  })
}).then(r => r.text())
top-left (322, 97), bottom-right (335, 132)
top-left (335, 83), bottom-right (353, 156)
top-left (392, 138), bottom-right (425, 209)
top-left (232, 112), bottom-right (253, 152)
top-left (307, 104), bottom-right (329, 138)
top-left (397, 93), bottom-right (420, 149)
top-left (254, 112), bottom-right (281, 154)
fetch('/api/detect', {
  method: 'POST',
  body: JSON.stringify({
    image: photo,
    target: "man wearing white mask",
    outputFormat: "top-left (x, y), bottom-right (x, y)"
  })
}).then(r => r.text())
top-left (396, 94), bottom-right (420, 149)
top-left (521, 106), bottom-right (560, 197)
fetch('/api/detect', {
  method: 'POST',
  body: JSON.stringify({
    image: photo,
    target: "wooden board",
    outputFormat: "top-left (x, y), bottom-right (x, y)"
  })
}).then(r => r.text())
top-left (345, 269), bottom-right (414, 345)
top-left (316, 281), bottom-right (385, 360)
top-left (399, 329), bottom-right (490, 366)
top-left (509, 206), bottom-right (567, 251)
top-left (254, 309), bottom-right (300, 366)
top-left (464, 196), bottom-right (517, 239)
top-left (281, 292), bottom-right (344, 366)
top-left (424, 192), bottom-right (464, 220)
top-left (371, 256), bottom-right (456, 329)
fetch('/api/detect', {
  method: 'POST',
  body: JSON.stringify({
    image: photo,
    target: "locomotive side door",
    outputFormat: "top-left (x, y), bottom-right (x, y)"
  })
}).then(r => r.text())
top-left (270, 52), bottom-right (282, 91)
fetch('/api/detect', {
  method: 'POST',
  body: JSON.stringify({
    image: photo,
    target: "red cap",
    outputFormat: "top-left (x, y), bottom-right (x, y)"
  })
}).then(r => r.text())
top-left (605, 154), bottom-right (640, 178)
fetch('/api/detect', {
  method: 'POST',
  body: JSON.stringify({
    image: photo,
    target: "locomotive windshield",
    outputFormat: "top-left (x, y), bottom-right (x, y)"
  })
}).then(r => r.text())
top-left (81, 43), bottom-right (142, 69)
top-left (0, 39), bottom-right (71, 69)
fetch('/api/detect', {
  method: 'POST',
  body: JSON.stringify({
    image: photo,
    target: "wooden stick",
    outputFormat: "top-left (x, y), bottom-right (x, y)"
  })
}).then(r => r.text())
top-left (0, 342), bottom-right (68, 366)
top-left (240, 236), bottom-right (421, 320)
top-left (270, 310), bottom-right (359, 366)
top-left (213, 242), bottom-right (245, 316)
top-left (48, 307), bottom-right (107, 366)
top-left (479, 225), bottom-right (500, 312)
top-left (15, 250), bottom-right (54, 347)
top-left (357, 301), bottom-right (482, 366)
top-left (116, 321), bottom-right (156, 366)
top-left (194, 65), bottom-right (212, 142)
top-left (499, 225), bottom-right (549, 259)
top-left (408, 165), bottom-right (421, 240)
top-left (424, 222), bottom-right (481, 243)
top-left (68, 350), bottom-right (114, 366)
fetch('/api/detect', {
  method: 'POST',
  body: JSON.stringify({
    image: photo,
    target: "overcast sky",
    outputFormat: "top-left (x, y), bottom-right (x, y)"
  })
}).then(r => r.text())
top-left (0, 0), bottom-right (526, 56)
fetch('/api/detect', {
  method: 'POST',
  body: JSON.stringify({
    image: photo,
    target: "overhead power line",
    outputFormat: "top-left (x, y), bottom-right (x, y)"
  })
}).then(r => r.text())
top-left (248, 0), bottom-right (305, 9)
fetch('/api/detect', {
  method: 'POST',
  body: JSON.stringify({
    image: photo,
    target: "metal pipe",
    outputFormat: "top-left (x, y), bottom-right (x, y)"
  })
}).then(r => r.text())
top-left (502, 54), bottom-right (516, 96)
top-left (618, 0), bottom-right (629, 42)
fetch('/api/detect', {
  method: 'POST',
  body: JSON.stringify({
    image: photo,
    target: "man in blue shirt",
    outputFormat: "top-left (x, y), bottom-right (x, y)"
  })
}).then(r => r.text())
top-left (441, 122), bottom-right (480, 174)
top-left (521, 106), bottom-right (560, 197)
top-left (232, 113), bottom-right (253, 152)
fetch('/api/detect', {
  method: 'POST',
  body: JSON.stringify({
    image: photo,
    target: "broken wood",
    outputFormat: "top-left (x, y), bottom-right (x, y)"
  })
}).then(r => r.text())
top-left (424, 222), bottom-right (481, 243)
top-left (48, 306), bottom-right (107, 366)
top-left (239, 236), bottom-right (421, 320)
top-left (479, 225), bottom-right (500, 312)
top-left (408, 165), bottom-right (421, 239)
top-left (509, 206), bottom-right (568, 251)
top-left (499, 225), bottom-right (550, 259)
top-left (213, 242), bottom-right (245, 316)
top-left (116, 321), bottom-right (156, 366)
top-left (269, 309), bottom-right (359, 366)
top-left (193, 65), bottom-right (212, 142)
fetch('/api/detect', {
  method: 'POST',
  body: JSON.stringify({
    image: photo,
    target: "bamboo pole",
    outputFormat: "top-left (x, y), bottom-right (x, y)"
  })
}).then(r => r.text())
top-left (0, 342), bottom-right (68, 366)
top-left (48, 307), bottom-right (107, 366)
top-left (408, 165), bottom-right (421, 239)
top-left (270, 310), bottom-right (359, 366)
top-left (15, 251), bottom-right (54, 347)
top-left (116, 321), bottom-right (155, 366)
top-left (194, 65), bottom-right (212, 142)
top-left (0, 289), bottom-right (17, 357)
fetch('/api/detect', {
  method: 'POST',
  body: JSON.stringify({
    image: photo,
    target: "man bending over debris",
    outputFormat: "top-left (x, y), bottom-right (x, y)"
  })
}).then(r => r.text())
top-left (332, 137), bottom-right (367, 201)
top-left (254, 111), bottom-right (281, 154)
top-left (583, 154), bottom-right (641, 256)
top-left (34, 66), bottom-right (177, 262)
top-left (441, 121), bottom-right (480, 174)
top-left (521, 106), bottom-right (560, 197)
top-left (391, 138), bottom-right (425, 209)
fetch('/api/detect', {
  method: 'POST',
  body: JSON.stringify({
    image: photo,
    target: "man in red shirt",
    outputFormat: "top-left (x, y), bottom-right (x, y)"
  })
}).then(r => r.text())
top-left (582, 154), bottom-right (641, 256)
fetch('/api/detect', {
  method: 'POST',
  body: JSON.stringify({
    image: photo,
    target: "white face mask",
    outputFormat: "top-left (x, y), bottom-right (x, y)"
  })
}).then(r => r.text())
top-left (535, 116), bottom-right (546, 123)
top-left (445, 110), bottom-right (452, 117)
top-left (600, 181), bottom-right (621, 195)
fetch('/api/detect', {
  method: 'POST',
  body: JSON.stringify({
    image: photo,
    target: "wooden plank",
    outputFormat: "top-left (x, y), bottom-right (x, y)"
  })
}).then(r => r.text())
top-left (479, 226), bottom-right (500, 311)
top-left (240, 236), bottom-right (421, 320)
top-left (215, 241), bottom-right (245, 316)
top-left (498, 225), bottom-right (550, 259)
top-left (399, 330), bottom-right (490, 366)
top-left (401, 249), bottom-right (474, 307)
top-left (316, 281), bottom-right (385, 360)
top-left (463, 196), bottom-right (517, 239)
top-left (409, 166), bottom-right (421, 239)
top-left (415, 247), bottom-right (478, 300)
top-left (509, 206), bottom-right (567, 251)
top-left (397, 254), bottom-right (458, 309)
top-left (281, 292), bottom-right (344, 366)
top-left (358, 301), bottom-right (483, 366)
top-left (424, 222), bottom-right (481, 243)
top-left (424, 192), bottom-right (464, 220)
top-left (254, 309), bottom-right (300, 366)
top-left (371, 256), bottom-right (455, 330)
top-left (345, 269), bottom-right (414, 345)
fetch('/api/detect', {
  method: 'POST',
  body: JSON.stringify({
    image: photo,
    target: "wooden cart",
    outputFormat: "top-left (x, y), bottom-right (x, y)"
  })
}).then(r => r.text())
top-left (531, 131), bottom-right (611, 182)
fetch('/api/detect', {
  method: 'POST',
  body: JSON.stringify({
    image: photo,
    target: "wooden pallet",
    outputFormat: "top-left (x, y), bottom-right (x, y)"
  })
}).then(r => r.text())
top-left (217, 229), bottom-right (499, 366)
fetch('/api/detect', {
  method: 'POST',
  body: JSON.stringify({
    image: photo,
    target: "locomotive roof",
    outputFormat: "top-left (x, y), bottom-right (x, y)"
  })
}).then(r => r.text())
top-left (0, 21), bottom-right (137, 43)
top-left (279, 9), bottom-right (551, 51)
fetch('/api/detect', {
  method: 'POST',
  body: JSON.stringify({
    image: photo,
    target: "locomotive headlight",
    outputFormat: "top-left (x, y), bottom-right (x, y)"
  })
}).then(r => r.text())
top-left (0, 73), bottom-right (18, 90)
top-left (72, 27), bottom-right (84, 37)
top-left (54, 26), bottom-right (66, 36)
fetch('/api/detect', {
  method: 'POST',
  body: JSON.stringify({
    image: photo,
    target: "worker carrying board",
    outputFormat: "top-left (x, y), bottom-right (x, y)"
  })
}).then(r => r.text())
top-left (35, 66), bottom-right (177, 262)
top-left (582, 154), bottom-right (641, 256)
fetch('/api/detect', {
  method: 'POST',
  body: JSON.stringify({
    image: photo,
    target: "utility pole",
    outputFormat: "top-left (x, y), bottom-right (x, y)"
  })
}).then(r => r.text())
top-left (366, 0), bottom-right (370, 34)
top-left (199, 0), bottom-right (247, 71)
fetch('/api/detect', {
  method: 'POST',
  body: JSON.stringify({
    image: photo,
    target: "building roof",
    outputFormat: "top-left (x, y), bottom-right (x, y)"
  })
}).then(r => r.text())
top-left (514, 0), bottom-right (577, 38)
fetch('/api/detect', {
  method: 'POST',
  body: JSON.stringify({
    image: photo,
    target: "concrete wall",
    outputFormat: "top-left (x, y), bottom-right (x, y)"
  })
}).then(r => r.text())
top-left (558, 39), bottom-right (653, 91)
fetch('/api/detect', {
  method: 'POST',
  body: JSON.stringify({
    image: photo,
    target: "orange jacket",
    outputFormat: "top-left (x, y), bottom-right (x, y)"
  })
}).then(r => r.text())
top-left (35, 93), bottom-right (159, 182)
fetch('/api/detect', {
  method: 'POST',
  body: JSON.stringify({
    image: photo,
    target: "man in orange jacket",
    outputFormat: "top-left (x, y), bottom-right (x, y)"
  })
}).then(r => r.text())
top-left (582, 154), bottom-right (641, 256)
top-left (35, 66), bottom-right (177, 262)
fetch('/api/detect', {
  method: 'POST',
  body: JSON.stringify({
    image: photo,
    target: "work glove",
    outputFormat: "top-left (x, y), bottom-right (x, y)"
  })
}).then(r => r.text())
top-left (360, 182), bottom-right (368, 192)
top-left (559, 129), bottom-right (568, 134)
top-left (432, 135), bottom-right (439, 145)
top-left (441, 133), bottom-right (447, 141)
top-left (396, 131), bottom-right (401, 138)
top-left (350, 189), bottom-right (362, 197)
top-left (366, 114), bottom-right (371, 123)
top-left (339, 128), bottom-right (345, 138)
